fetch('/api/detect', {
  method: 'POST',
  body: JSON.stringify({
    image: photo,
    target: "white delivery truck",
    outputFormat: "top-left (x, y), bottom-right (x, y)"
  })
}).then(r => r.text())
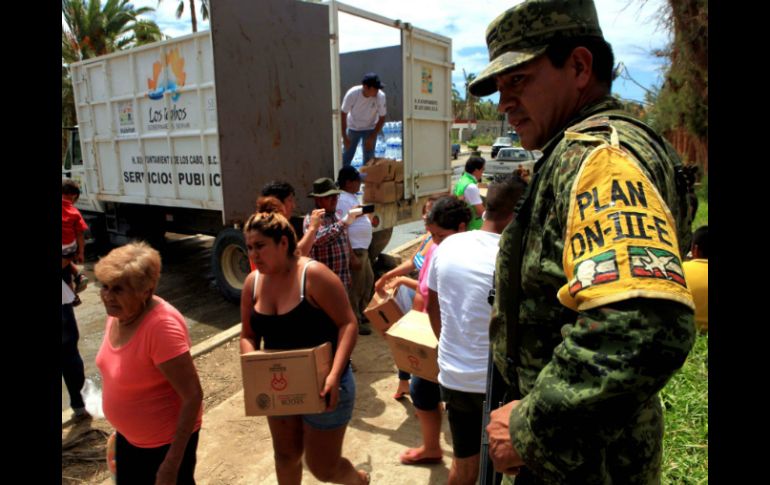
top-left (65, 0), bottom-right (454, 302)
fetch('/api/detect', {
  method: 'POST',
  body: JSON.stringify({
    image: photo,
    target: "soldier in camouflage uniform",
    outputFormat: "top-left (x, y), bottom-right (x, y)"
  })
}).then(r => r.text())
top-left (468, 1), bottom-right (697, 483)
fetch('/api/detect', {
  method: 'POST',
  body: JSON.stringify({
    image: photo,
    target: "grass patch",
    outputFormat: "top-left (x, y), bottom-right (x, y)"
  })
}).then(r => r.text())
top-left (468, 134), bottom-right (496, 146)
top-left (692, 175), bottom-right (708, 230)
top-left (660, 333), bottom-right (708, 484)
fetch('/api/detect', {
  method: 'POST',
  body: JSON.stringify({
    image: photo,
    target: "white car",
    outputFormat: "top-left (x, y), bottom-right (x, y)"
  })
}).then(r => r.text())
top-left (491, 136), bottom-right (513, 158)
top-left (484, 147), bottom-right (539, 178)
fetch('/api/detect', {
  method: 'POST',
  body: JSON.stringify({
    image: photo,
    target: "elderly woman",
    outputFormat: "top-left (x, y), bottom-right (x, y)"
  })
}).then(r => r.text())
top-left (95, 242), bottom-right (203, 484)
top-left (240, 197), bottom-right (369, 484)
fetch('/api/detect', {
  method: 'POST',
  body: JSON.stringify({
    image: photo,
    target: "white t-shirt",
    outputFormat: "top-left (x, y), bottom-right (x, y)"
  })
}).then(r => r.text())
top-left (341, 85), bottom-right (387, 131)
top-left (463, 183), bottom-right (483, 205)
top-left (427, 230), bottom-right (500, 393)
top-left (335, 191), bottom-right (372, 249)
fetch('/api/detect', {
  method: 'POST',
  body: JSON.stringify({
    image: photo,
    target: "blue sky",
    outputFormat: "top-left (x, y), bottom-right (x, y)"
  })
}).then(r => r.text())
top-left (131, 0), bottom-right (670, 105)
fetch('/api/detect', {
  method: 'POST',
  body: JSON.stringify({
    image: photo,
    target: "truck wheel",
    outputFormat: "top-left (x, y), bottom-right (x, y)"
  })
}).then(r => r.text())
top-left (368, 228), bottom-right (393, 262)
top-left (212, 228), bottom-right (249, 303)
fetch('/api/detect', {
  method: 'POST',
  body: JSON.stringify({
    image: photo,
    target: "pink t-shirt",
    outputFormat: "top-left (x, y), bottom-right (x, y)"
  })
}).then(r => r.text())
top-left (95, 297), bottom-right (203, 448)
top-left (416, 244), bottom-right (437, 313)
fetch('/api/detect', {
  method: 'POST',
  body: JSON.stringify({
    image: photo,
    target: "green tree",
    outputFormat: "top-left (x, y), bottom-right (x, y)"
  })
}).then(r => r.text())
top-left (62, 0), bottom-right (156, 62)
top-left (160, 0), bottom-right (210, 33)
top-left (644, 0), bottom-right (707, 167)
top-left (451, 82), bottom-right (464, 120)
top-left (474, 99), bottom-right (500, 121)
top-left (132, 18), bottom-right (165, 46)
top-left (462, 69), bottom-right (477, 121)
top-left (62, 0), bottom-right (161, 159)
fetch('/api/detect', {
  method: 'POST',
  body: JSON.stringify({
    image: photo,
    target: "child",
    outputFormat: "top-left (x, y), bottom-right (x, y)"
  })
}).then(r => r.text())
top-left (62, 179), bottom-right (89, 304)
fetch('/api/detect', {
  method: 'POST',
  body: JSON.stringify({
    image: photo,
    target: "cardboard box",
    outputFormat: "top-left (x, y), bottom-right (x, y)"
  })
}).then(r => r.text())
top-left (362, 184), bottom-right (376, 203)
top-left (362, 181), bottom-right (398, 203)
top-left (241, 342), bottom-right (332, 416)
top-left (384, 311), bottom-right (439, 382)
top-left (360, 161), bottom-right (389, 184)
top-left (393, 161), bottom-right (404, 182)
top-left (395, 182), bottom-right (404, 199)
top-left (360, 158), bottom-right (402, 184)
top-left (364, 288), bottom-right (405, 335)
top-left (379, 181), bottom-right (397, 202)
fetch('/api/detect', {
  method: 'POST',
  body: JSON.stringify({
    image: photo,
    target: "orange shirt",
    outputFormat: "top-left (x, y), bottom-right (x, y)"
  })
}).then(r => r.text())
top-left (96, 298), bottom-right (202, 447)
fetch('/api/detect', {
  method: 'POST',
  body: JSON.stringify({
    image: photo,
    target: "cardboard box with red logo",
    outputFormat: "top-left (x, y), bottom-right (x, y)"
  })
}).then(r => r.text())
top-left (384, 310), bottom-right (439, 383)
top-left (240, 342), bottom-right (332, 416)
top-left (364, 288), bottom-right (405, 335)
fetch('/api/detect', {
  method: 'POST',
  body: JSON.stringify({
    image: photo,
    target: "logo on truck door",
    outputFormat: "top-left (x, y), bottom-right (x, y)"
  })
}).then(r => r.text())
top-left (147, 48), bottom-right (186, 102)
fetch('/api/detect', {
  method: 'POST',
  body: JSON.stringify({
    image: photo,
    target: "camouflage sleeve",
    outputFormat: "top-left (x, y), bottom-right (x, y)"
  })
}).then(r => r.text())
top-left (509, 298), bottom-right (695, 482)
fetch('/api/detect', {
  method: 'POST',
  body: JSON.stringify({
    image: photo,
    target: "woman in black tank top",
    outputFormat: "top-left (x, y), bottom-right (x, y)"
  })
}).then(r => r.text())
top-left (239, 197), bottom-right (369, 484)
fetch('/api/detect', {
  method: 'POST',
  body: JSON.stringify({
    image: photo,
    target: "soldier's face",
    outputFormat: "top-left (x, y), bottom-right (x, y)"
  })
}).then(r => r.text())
top-left (496, 55), bottom-right (579, 150)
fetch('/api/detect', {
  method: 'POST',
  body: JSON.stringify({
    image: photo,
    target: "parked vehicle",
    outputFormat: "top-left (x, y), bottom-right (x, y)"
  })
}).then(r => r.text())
top-left (64, 0), bottom-right (453, 302)
top-left (491, 136), bottom-right (513, 158)
top-left (506, 130), bottom-right (521, 145)
top-left (484, 147), bottom-right (538, 178)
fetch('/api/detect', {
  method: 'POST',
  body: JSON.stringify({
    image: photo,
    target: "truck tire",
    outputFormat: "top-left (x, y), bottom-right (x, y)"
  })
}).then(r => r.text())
top-left (212, 228), bottom-right (249, 303)
top-left (368, 228), bottom-right (393, 262)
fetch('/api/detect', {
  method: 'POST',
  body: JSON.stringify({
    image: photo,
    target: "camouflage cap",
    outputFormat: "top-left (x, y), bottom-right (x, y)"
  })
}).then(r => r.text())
top-left (468, 0), bottom-right (604, 97)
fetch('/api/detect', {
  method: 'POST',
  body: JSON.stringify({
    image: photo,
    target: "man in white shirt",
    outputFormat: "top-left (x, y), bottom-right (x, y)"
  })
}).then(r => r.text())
top-left (336, 166), bottom-right (374, 335)
top-left (426, 174), bottom-right (526, 485)
top-left (341, 72), bottom-right (387, 167)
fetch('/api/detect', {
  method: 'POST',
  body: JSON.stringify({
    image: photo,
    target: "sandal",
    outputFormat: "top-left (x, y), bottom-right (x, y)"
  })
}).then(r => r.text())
top-left (392, 391), bottom-right (407, 400)
top-left (358, 470), bottom-right (370, 484)
top-left (399, 448), bottom-right (442, 465)
top-left (74, 273), bottom-right (89, 293)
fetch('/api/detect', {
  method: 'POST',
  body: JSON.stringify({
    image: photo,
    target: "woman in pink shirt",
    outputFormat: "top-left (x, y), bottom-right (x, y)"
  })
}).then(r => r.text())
top-left (95, 242), bottom-right (203, 484)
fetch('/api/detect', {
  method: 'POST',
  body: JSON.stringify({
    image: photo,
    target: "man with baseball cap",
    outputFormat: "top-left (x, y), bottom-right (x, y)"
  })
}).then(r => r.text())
top-left (341, 72), bottom-right (387, 167)
top-left (336, 166), bottom-right (375, 335)
top-left (471, 1), bottom-right (698, 483)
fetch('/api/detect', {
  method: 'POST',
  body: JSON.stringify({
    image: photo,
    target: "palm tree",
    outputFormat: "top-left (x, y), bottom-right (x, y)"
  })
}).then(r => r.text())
top-left (462, 69), bottom-right (477, 121)
top-left (62, 0), bottom-right (157, 62)
top-left (451, 82), bottom-right (464, 120)
top-left (474, 100), bottom-right (500, 121)
top-left (160, 0), bottom-right (210, 33)
top-left (132, 19), bottom-right (165, 46)
top-left (62, 0), bottom-right (162, 160)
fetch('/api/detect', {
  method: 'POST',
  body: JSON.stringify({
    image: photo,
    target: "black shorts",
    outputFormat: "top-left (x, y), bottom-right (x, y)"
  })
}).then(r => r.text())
top-left (440, 386), bottom-right (485, 458)
top-left (115, 430), bottom-right (199, 484)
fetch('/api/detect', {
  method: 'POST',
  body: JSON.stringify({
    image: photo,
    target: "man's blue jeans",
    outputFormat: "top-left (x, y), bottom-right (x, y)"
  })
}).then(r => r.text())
top-left (342, 128), bottom-right (375, 167)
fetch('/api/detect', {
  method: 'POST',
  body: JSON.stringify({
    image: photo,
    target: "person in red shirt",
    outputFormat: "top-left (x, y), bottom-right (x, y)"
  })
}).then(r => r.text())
top-left (62, 179), bottom-right (89, 301)
top-left (61, 179), bottom-right (91, 421)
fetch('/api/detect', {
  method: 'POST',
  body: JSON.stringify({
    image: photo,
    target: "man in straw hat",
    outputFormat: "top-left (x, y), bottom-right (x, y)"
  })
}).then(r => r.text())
top-left (470, 1), bottom-right (698, 483)
top-left (304, 177), bottom-right (366, 330)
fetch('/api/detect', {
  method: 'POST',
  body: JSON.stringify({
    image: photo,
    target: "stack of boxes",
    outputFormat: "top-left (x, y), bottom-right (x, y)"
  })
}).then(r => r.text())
top-left (360, 158), bottom-right (404, 203)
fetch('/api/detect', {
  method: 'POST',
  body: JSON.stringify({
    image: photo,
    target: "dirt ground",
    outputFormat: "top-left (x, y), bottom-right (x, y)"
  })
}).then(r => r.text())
top-left (63, 331), bottom-right (457, 485)
top-left (62, 240), bottom-right (460, 484)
